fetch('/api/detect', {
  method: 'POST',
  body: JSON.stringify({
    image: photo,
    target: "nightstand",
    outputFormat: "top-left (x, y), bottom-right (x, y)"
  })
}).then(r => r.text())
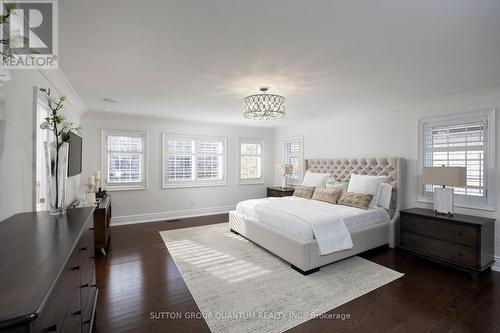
top-left (399, 208), bottom-right (495, 279)
top-left (267, 187), bottom-right (295, 197)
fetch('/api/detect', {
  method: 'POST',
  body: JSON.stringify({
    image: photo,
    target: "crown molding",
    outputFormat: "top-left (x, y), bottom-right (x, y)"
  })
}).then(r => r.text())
top-left (38, 68), bottom-right (87, 115)
top-left (277, 80), bottom-right (500, 129)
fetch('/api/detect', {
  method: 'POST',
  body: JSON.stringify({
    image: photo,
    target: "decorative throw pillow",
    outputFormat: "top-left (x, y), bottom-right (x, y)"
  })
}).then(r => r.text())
top-left (302, 171), bottom-right (329, 187)
top-left (312, 188), bottom-right (342, 204)
top-left (293, 185), bottom-right (315, 199)
top-left (377, 183), bottom-right (393, 210)
top-left (338, 192), bottom-right (374, 210)
top-left (326, 181), bottom-right (349, 193)
top-left (347, 174), bottom-right (385, 208)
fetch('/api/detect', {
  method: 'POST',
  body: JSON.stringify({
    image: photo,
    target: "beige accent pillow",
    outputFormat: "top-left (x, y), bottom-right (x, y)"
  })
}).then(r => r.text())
top-left (326, 181), bottom-right (349, 193)
top-left (312, 188), bottom-right (342, 204)
top-left (338, 192), bottom-right (374, 210)
top-left (293, 185), bottom-right (315, 199)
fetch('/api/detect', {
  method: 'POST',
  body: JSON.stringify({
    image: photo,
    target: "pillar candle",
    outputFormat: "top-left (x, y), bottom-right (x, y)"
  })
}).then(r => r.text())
top-left (94, 170), bottom-right (101, 179)
top-left (88, 176), bottom-right (95, 185)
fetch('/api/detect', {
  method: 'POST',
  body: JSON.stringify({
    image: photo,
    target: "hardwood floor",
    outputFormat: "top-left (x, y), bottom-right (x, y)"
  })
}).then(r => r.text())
top-left (95, 214), bottom-right (500, 333)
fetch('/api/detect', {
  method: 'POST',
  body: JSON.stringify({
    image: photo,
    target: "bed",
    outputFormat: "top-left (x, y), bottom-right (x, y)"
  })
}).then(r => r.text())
top-left (228, 157), bottom-right (403, 275)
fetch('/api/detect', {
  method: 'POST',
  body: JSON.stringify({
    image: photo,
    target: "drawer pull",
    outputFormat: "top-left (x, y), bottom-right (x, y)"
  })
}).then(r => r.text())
top-left (457, 253), bottom-right (463, 257)
top-left (410, 223), bottom-right (415, 226)
top-left (80, 246), bottom-right (88, 251)
top-left (89, 227), bottom-right (95, 231)
top-left (90, 256), bottom-right (96, 259)
top-left (45, 324), bottom-right (57, 332)
top-left (81, 283), bottom-right (89, 288)
top-left (72, 265), bottom-right (80, 271)
top-left (458, 232), bottom-right (463, 236)
top-left (91, 283), bottom-right (97, 288)
top-left (73, 310), bottom-right (82, 316)
top-left (83, 319), bottom-right (91, 325)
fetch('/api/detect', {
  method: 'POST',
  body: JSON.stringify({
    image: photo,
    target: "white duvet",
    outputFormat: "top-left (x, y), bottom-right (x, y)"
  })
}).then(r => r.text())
top-left (236, 197), bottom-right (390, 255)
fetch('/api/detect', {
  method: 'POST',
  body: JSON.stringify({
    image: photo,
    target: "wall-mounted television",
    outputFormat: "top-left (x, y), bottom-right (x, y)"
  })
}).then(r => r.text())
top-left (67, 131), bottom-right (82, 177)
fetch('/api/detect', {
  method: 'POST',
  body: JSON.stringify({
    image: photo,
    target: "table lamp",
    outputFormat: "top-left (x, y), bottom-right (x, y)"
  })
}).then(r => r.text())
top-left (422, 166), bottom-right (467, 216)
top-left (278, 164), bottom-right (294, 188)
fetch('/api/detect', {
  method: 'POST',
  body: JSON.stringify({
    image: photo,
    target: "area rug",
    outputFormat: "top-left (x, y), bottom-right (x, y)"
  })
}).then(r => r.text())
top-left (159, 223), bottom-right (403, 333)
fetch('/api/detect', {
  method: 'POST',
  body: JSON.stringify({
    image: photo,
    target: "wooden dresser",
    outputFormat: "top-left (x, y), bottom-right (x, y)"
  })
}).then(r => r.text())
top-left (267, 187), bottom-right (295, 197)
top-left (0, 208), bottom-right (98, 332)
top-left (400, 208), bottom-right (495, 279)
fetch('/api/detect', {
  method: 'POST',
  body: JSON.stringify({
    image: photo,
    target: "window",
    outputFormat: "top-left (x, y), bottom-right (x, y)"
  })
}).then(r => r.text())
top-left (163, 134), bottom-right (226, 188)
top-left (102, 129), bottom-right (147, 190)
top-left (283, 136), bottom-right (304, 185)
top-left (239, 138), bottom-right (264, 184)
top-left (418, 110), bottom-right (495, 211)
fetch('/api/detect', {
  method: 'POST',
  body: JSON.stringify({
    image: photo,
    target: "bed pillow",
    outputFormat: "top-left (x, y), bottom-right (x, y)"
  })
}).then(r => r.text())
top-left (338, 192), bottom-right (373, 210)
top-left (326, 181), bottom-right (349, 193)
top-left (347, 174), bottom-right (385, 208)
top-left (377, 183), bottom-right (393, 210)
top-left (312, 188), bottom-right (342, 204)
top-left (293, 185), bottom-right (315, 199)
top-left (302, 171), bottom-right (329, 187)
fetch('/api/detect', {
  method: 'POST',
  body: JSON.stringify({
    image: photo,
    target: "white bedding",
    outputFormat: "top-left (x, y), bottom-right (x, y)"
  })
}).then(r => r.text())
top-left (236, 197), bottom-right (390, 245)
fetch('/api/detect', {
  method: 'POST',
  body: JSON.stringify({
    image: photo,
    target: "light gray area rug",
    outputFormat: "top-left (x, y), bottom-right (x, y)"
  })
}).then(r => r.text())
top-left (160, 223), bottom-right (403, 333)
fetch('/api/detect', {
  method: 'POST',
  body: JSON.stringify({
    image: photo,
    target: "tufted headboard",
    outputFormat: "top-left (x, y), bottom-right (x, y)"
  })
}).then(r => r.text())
top-left (305, 157), bottom-right (403, 247)
top-left (305, 157), bottom-right (400, 187)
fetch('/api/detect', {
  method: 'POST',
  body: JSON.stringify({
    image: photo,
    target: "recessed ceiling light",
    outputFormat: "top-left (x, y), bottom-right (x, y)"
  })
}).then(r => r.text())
top-left (102, 97), bottom-right (119, 103)
top-left (103, 107), bottom-right (111, 111)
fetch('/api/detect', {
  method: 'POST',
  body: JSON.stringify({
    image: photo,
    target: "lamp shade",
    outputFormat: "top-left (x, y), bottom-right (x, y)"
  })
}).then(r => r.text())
top-left (278, 164), bottom-right (293, 175)
top-left (422, 166), bottom-right (467, 187)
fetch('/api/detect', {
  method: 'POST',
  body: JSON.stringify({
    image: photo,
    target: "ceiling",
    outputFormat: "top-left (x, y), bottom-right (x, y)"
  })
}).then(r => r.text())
top-left (60, 0), bottom-right (500, 127)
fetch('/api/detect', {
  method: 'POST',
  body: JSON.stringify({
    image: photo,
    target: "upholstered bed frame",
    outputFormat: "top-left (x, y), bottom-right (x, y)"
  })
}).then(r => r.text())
top-left (229, 157), bottom-right (403, 275)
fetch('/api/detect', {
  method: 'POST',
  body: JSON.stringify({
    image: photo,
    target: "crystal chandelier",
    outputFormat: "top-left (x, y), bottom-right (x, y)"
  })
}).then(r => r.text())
top-left (243, 87), bottom-right (286, 120)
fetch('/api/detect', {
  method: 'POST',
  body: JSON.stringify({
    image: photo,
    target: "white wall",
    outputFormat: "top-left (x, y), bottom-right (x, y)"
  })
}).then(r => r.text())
top-left (81, 112), bottom-right (275, 224)
top-left (275, 83), bottom-right (500, 260)
top-left (0, 70), bottom-right (84, 221)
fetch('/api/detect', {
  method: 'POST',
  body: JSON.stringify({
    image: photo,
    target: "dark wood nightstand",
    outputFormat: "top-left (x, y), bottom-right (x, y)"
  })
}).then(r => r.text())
top-left (399, 208), bottom-right (495, 279)
top-left (94, 195), bottom-right (111, 255)
top-left (267, 187), bottom-right (295, 197)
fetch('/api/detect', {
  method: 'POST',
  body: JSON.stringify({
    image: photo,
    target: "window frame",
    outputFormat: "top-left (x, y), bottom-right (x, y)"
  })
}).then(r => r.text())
top-left (417, 109), bottom-right (496, 211)
top-left (101, 129), bottom-right (148, 191)
top-left (162, 133), bottom-right (227, 189)
top-left (238, 138), bottom-right (264, 185)
top-left (282, 136), bottom-right (304, 185)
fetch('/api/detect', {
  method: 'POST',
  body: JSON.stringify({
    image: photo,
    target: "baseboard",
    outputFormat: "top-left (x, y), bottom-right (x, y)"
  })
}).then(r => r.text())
top-left (110, 205), bottom-right (236, 226)
top-left (492, 256), bottom-right (500, 273)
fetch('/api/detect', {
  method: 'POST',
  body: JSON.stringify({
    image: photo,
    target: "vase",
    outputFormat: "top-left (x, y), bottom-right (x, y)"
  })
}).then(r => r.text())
top-left (45, 141), bottom-right (68, 215)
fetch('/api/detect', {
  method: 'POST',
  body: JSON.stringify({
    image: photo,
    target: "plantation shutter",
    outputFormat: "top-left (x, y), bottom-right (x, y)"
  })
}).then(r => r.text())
top-left (197, 140), bottom-right (224, 180)
top-left (107, 135), bottom-right (144, 183)
top-left (423, 119), bottom-right (487, 198)
top-left (165, 138), bottom-right (195, 182)
top-left (240, 140), bottom-right (263, 180)
top-left (163, 135), bottom-right (226, 187)
top-left (283, 138), bottom-right (303, 183)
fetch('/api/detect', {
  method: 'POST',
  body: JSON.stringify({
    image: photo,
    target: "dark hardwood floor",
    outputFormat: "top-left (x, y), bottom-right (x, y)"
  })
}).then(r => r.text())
top-left (95, 214), bottom-right (500, 333)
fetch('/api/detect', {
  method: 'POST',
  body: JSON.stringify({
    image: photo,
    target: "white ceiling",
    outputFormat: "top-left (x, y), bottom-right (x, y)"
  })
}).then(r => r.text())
top-left (60, 0), bottom-right (500, 127)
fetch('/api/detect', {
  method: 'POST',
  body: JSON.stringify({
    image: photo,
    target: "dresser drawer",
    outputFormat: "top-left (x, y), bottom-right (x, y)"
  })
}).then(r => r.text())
top-left (401, 232), bottom-right (477, 267)
top-left (32, 250), bottom-right (80, 333)
top-left (401, 214), bottom-right (477, 247)
top-left (61, 288), bottom-right (82, 333)
top-left (80, 256), bottom-right (95, 307)
top-left (82, 286), bottom-right (97, 330)
top-left (77, 230), bottom-right (93, 268)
